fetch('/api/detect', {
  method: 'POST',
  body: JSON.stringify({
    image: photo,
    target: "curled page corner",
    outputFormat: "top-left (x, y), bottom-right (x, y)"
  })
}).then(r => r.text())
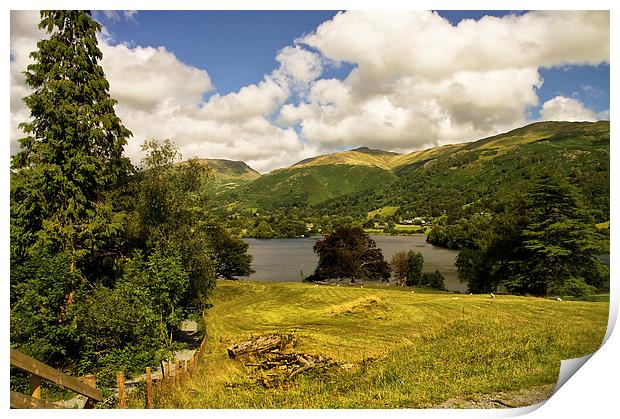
top-left (553, 353), bottom-right (594, 395)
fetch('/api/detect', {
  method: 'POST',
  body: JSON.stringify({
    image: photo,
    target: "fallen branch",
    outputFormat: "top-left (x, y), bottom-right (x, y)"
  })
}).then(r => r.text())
top-left (227, 332), bottom-right (296, 358)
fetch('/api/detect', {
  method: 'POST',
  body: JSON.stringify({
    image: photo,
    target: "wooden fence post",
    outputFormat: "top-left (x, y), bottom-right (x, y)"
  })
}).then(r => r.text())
top-left (145, 367), bottom-right (153, 409)
top-left (164, 362), bottom-right (170, 383)
top-left (175, 361), bottom-right (181, 385)
top-left (116, 372), bottom-right (126, 409)
top-left (30, 374), bottom-right (42, 399)
top-left (82, 375), bottom-right (97, 409)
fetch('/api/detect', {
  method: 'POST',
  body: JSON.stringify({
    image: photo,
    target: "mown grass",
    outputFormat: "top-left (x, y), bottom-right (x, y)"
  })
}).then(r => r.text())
top-left (149, 280), bottom-right (608, 408)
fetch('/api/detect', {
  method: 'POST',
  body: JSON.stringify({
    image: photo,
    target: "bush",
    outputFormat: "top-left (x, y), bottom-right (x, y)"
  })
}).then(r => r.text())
top-left (10, 250), bottom-right (83, 368)
top-left (406, 251), bottom-right (424, 286)
top-left (421, 270), bottom-right (446, 291)
top-left (549, 277), bottom-right (597, 298)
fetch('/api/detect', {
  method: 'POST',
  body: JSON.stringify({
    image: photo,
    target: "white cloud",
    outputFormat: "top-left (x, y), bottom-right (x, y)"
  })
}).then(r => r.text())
top-left (10, 11), bottom-right (44, 153)
top-left (303, 11), bottom-right (608, 82)
top-left (274, 46), bottom-right (323, 90)
top-left (101, 11), bottom-right (137, 23)
top-left (277, 10), bottom-right (609, 151)
top-left (9, 11), bottom-right (309, 172)
top-left (100, 43), bottom-right (212, 111)
top-left (10, 10), bottom-right (610, 172)
top-left (540, 96), bottom-right (598, 122)
top-left (198, 77), bottom-right (288, 122)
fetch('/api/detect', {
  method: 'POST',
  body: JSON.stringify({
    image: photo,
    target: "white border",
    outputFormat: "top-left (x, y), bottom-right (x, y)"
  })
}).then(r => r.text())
top-left (3, 1), bottom-right (617, 418)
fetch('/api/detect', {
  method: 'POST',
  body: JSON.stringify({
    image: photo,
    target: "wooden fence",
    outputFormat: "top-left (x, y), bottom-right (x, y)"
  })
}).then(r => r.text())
top-left (10, 328), bottom-right (208, 409)
top-left (117, 329), bottom-right (209, 408)
top-left (10, 348), bottom-right (103, 409)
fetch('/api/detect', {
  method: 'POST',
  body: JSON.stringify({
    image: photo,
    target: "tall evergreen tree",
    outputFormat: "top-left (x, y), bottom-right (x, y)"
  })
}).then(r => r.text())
top-left (514, 173), bottom-right (605, 295)
top-left (11, 11), bottom-right (132, 268)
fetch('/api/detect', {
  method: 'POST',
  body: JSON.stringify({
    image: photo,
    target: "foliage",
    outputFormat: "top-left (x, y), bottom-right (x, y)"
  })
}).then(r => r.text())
top-left (11, 11), bottom-right (132, 269)
top-left (454, 173), bottom-right (608, 296)
top-left (125, 139), bottom-right (218, 307)
top-left (548, 277), bottom-right (597, 298)
top-left (204, 221), bottom-right (254, 278)
top-left (517, 173), bottom-right (605, 294)
top-left (309, 226), bottom-right (390, 282)
top-left (204, 121), bottom-right (608, 244)
top-left (10, 250), bottom-right (83, 367)
top-left (389, 251), bottom-right (409, 282)
top-left (406, 251), bottom-right (424, 286)
top-left (10, 12), bottom-right (248, 388)
top-left (10, 11), bottom-right (134, 378)
top-left (421, 270), bottom-right (447, 291)
top-left (248, 221), bottom-right (277, 239)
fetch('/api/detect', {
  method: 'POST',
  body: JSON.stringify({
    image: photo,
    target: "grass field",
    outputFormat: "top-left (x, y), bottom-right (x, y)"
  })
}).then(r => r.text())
top-left (150, 280), bottom-right (609, 408)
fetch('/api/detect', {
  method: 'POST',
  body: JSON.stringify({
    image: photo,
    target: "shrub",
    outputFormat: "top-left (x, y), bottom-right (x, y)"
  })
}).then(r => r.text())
top-left (549, 277), bottom-right (597, 298)
top-left (422, 270), bottom-right (446, 291)
top-left (406, 251), bottom-right (424, 286)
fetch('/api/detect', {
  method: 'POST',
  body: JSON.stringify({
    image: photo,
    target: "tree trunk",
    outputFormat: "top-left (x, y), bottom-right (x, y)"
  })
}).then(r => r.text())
top-left (227, 333), bottom-right (295, 358)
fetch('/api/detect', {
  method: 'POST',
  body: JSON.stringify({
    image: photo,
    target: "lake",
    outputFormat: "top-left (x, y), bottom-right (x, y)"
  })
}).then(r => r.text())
top-left (241, 235), bottom-right (466, 292)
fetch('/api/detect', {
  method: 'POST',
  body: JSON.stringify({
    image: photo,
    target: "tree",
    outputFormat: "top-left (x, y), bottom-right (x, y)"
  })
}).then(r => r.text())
top-left (406, 251), bottom-right (424, 286)
top-left (455, 173), bottom-right (607, 296)
top-left (11, 11), bottom-right (132, 269)
top-left (310, 226), bottom-right (390, 282)
top-left (249, 221), bottom-right (277, 239)
top-left (421, 270), bottom-right (446, 291)
top-left (127, 139), bottom-right (217, 307)
top-left (10, 250), bottom-right (83, 367)
top-left (10, 11), bottom-right (134, 376)
top-left (510, 173), bottom-right (606, 295)
top-left (204, 221), bottom-right (254, 279)
top-left (390, 251), bottom-right (409, 283)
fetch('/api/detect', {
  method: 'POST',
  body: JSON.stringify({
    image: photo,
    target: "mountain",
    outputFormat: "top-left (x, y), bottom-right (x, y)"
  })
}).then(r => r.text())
top-left (190, 158), bottom-right (260, 196)
top-left (224, 163), bottom-right (398, 211)
top-left (316, 121), bottom-right (610, 221)
top-left (202, 121), bottom-right (609, 222)
top-left (294, 147), bottom-right (401, 170)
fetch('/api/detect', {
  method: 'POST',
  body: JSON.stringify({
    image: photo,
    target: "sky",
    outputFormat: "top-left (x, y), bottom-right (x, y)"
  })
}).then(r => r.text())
top-left (9, 10), bottom-right (610, 173)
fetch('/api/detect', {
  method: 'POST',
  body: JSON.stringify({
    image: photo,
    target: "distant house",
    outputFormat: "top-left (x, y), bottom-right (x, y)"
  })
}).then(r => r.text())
top-left (403, 217), bottom-right (426, 225)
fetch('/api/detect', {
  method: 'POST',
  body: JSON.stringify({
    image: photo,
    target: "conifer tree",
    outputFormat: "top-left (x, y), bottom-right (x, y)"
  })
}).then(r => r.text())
top-left (517, 173), bottom-right (605, 294)
top-left (11, 11), bottom-right (132, 268)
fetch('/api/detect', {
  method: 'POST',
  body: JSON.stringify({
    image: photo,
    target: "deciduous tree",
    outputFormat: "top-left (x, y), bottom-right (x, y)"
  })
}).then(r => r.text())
top-left (310, 226), bottom-right (390, 282)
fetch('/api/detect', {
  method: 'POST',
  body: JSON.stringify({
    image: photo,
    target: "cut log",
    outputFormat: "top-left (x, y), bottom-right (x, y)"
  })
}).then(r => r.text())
top-left (227, 333), bottom-right (295, 358)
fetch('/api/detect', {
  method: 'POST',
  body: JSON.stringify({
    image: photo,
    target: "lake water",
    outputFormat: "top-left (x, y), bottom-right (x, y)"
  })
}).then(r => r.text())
top-left (241, 235), bottom-right (466, 292)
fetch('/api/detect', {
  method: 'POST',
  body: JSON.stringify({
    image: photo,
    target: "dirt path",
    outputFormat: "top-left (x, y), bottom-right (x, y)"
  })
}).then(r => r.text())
top-left (431, 384), bottom-right (555, 409)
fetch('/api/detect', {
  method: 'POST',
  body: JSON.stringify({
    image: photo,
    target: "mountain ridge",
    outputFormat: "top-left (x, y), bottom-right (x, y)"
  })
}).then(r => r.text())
top-left (195, 120), bottom-right (609, 214)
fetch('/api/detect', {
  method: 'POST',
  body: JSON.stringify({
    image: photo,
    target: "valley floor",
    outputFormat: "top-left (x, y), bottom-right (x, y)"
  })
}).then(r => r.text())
top-left (147, 280), bottom-right (608, 409)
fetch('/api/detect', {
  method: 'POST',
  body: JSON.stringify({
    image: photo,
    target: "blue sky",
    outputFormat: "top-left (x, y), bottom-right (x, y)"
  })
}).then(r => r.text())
top-left (11, 10), bottom-right (610, 172)
top-left (95, 10), bottom-right (609, 117)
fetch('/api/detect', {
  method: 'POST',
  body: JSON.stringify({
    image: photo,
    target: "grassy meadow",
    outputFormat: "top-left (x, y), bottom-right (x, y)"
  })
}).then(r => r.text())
top-left (148, 280), bottom-right (608, 408)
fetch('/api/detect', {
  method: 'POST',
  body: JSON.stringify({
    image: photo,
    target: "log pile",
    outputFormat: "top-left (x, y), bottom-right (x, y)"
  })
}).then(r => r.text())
top-left (226, 333), bottom-right (338, 388)
top-left (227, 332), bottom-right (296, 358)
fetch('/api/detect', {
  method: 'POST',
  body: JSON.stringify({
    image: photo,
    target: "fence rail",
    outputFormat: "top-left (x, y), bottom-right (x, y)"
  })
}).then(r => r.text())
top-left (118, 329), bottom-right (209, 408)
top-left (10, 348), bottom-right (103, 409)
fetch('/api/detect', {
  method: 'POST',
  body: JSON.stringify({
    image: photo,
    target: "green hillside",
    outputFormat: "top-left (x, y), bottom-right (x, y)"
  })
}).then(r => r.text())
top-left (200, 121), bottom-right (609, 226)
top-left (223, 164), bottom-right (398, 211)
top-left (189, 158), bottom-right (260, 196)
top-left (316, 121), bottom-right (610, 222)
top-left (295, 146), bottom-right (401, 170)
